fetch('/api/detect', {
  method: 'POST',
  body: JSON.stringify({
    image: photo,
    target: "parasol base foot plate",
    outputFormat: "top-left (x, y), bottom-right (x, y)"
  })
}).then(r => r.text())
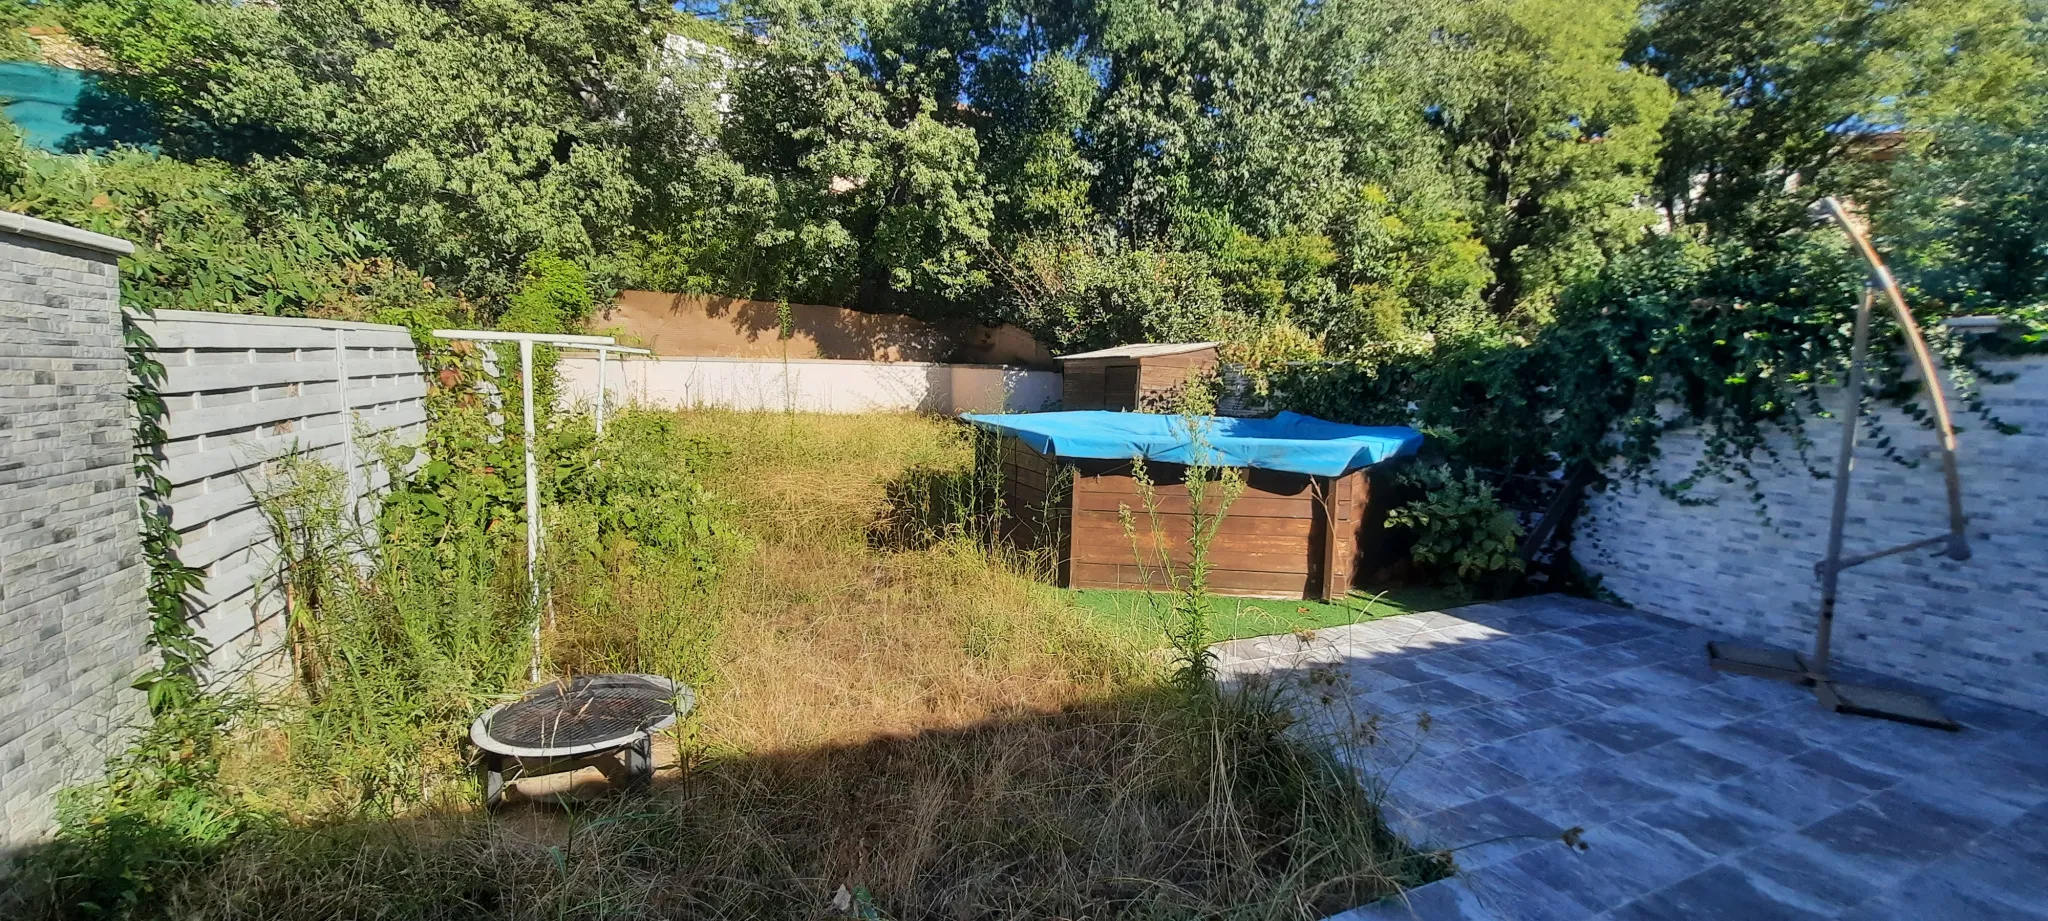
top-left (1817, 681), bottom-right (1960, 732)
top-left (1706, 642), bottom-right (1813, 685)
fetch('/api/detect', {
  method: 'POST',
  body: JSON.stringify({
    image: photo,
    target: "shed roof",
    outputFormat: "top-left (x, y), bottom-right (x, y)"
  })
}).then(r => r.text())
top-left (1053, 341), bottom-right (1220, 361)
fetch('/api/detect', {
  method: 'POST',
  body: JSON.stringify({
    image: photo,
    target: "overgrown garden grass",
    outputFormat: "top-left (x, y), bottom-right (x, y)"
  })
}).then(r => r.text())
top-left (8, 408), bottom-right (1445, 920)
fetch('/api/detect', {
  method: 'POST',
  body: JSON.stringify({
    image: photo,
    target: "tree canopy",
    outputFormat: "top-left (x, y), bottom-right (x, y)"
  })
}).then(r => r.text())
top-left (7, 0), bottom-right (2046, 470)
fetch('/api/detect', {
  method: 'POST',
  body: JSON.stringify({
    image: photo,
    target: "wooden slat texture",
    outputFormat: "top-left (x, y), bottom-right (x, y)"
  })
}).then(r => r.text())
top-left (1074, 523), bottom-right (1317, 558)
top-left (1072, 492), bottom-right (1316, 518)
top-left (1037, 450), bottom-right (1399, 599)
top-left (1062, 364), bottom-right (1105, 410)
top-left (1103, 363), bottom-right (1139, 410)
top-left (992, 436), bottom-right (1072, 584)
top-left (1060, 349), bottom-right (1219, 413)
top-left (1071, 509), bottom-right (1315, 536)
top-left (1069, 460), bottom-right (1315, 497)
top-left (990, 425), bottom-right (1404, 602)
top-left (1067, 562), bottom-right (1313, 598)
top-left (1075, 544), bottom-right (1314, 574)
top-left (1318, 474), bottom-right (1341, 601)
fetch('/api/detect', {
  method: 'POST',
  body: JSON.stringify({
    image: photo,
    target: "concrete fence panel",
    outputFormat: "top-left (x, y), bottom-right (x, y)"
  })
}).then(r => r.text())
top-left (558, 355), bottom-right (1062, 415)
top-left (139, 311), bottom-right (428, 683)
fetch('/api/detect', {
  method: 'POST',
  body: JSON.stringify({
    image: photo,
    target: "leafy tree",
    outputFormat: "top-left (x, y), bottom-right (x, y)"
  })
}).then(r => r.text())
top-left (663, 0), bottom-right (998, 312)
top-left (1632, 0), bottom-right (2041, 236)
top-left (68, 0), bottom-right (708, 303)
top-left (63, 0), bottom-right (235, 144)
top-left (499, 252), bottom-right (595, 334)
top-left (0, 116), bottom-right (23, 189)
top-left (1324, 181), bottom-right (1493, 349)
top-left (1427, 0), bottom-right (1675, 322)
top-left (1879, 118), bottom-right (2048, 315)
top-left (997, 231), bottom-right (1226, 351)
top-left (38, 0), bottom-right (2048, 449)
top-left (3, 139), bottom-right (451, 320)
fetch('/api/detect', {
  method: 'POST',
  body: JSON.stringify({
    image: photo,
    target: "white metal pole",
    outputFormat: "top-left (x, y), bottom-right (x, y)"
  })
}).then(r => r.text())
top-left (520, 339), bottom-right (542, 683)
top-left (596, 347), bottom-right (608, 437)
top-left (425, 330), bottom-right (637, 684)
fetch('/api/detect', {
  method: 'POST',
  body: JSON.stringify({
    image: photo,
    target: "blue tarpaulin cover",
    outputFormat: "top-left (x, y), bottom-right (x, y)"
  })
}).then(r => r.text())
top-left (960, 411), bottom-right (1423, 477)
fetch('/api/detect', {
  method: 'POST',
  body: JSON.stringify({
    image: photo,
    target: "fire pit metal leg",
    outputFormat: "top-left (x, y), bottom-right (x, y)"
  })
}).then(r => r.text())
top-left (628, 734), bottom-right (653, 787)
top-left (482, 753), bottom-right (508, 809)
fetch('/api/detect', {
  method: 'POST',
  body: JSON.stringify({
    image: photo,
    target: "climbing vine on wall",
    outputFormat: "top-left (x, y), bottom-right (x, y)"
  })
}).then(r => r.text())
top-left (1267, 230), bottom-right (2045, 506)
top-left (123, 307), bottom-right (209, 714)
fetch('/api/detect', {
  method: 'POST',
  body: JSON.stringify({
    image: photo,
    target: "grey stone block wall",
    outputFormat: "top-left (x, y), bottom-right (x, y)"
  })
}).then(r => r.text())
top-left (0, 213), bottom-right (148, 847)
top-left (1580, 354), bottom-right (2048, 713)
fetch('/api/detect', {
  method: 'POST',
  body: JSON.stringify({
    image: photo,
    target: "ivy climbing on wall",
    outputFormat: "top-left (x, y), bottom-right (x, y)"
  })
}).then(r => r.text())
top-left (123, 306), bottom-right (209, 714)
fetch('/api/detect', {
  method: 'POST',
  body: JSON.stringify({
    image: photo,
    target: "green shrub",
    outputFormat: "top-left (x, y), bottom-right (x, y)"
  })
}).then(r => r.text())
top-left (1384, 465), bottom-right (1523, 582)
top-left (496, 252), bottom-right (593, 334)
top-left (3, 146), bottom-right (456, 322)
top-left (11, 697), bottom-right (264, 917)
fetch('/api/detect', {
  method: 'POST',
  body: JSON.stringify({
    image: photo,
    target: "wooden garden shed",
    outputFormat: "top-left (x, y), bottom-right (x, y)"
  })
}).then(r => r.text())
top-left (965, 411), bottom-right (1421, 600)
top-left (1056, 342), bottom-right (1220, 411)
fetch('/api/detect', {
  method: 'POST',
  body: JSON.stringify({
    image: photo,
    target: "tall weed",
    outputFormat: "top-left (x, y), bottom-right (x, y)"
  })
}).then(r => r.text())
top-left (1118, 415), bottom-right (1247, 687)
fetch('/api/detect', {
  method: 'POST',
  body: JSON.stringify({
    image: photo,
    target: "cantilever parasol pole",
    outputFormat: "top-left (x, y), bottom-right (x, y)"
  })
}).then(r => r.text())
top-left (1705, 199), bottom-right (1972, 731)
top-left (1809, 198), bottom-right (1971, 683)
top-left (1815, 197), bottom-right (1970, 562)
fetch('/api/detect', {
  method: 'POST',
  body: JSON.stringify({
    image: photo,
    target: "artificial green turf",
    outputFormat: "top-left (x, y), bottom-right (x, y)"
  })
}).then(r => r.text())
top-left (1069, 584), bottom-right (1475, 644)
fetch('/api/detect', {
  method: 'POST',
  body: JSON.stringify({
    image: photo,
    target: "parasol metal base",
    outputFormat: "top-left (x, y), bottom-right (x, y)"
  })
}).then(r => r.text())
top-left (1816, 680), bottom-right (1961, 732)
top-left (1705, 642), bottom-right (1813, 686)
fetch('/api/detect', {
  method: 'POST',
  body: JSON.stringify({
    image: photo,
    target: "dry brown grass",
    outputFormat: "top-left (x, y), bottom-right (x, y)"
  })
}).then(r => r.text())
top-left (22, 410), bottom-right (1439, 921)
top-left (676, 410), bottom-right (1133, 752)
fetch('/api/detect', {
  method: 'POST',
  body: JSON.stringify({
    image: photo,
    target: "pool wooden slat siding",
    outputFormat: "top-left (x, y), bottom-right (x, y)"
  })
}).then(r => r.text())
top-left (994, 435), bottom-right (1397, 600)
top-left (992, 434), bottom-right (1072, 585)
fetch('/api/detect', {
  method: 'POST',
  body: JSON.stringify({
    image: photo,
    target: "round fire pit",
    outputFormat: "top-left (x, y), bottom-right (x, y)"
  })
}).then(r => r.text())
top-left (470, 674), bottom-right (693, 808)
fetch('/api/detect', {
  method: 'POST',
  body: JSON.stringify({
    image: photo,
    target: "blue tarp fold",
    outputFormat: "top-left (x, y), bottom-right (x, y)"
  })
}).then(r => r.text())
top-left (960, 411), bottom-right (1422, 477)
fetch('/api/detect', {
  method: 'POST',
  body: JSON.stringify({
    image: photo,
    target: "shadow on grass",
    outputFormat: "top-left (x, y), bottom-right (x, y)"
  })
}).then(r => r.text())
top-left (4, 684), bottom-right (1450, 921)
top-left (1069, 585), bottom-right (1480, 645)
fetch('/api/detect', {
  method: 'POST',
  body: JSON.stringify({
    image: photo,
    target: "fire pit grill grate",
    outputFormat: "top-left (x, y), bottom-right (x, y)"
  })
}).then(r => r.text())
top-left (476, 674), bottom-right (684, 754)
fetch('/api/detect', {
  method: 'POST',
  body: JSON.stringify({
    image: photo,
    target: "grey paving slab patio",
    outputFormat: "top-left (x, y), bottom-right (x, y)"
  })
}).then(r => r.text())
top-left (1211, 594), bottom-right (2048, 921)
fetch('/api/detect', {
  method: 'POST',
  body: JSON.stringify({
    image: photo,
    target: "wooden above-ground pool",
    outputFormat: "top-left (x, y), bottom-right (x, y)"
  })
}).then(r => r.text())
top-left (966, 411), bottom-right (1422, 601)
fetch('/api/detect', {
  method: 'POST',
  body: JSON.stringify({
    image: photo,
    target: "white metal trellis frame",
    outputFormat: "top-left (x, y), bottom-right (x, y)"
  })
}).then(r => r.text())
top-left (588, 344), bottom-right (651, 436)
top-left (431, 329), bottom-right (624, 682)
